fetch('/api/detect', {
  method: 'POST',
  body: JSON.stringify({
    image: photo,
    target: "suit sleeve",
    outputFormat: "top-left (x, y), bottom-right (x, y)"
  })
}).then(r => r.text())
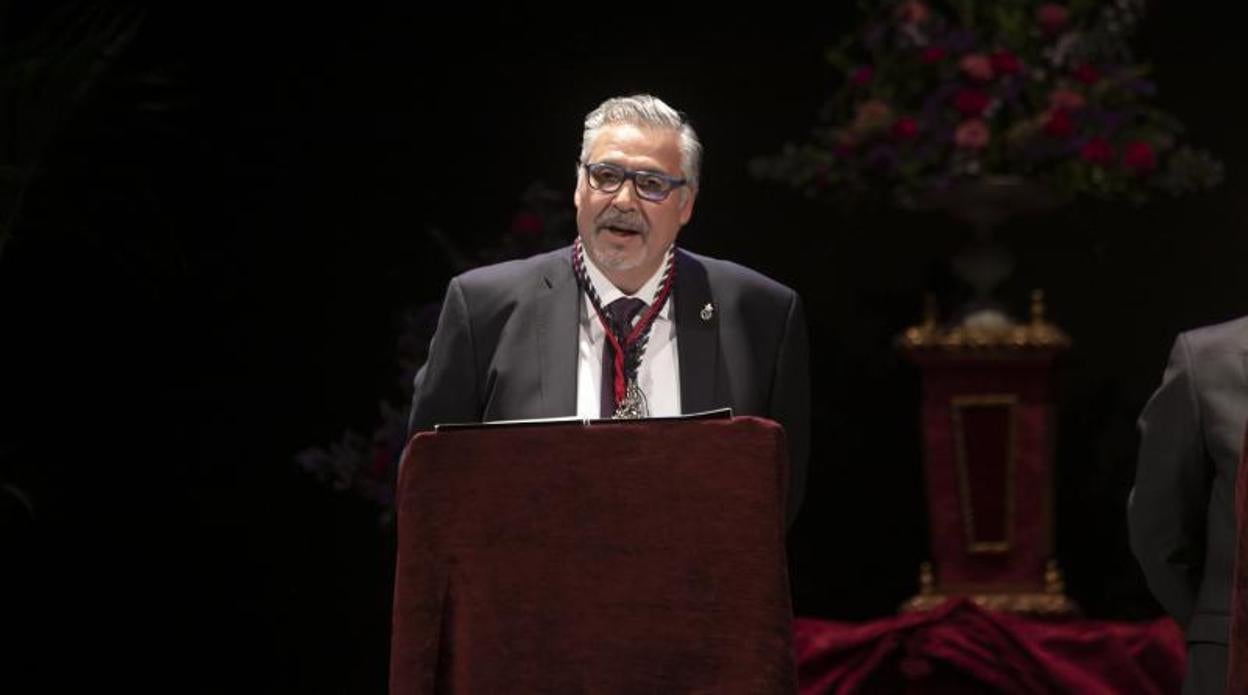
top-left (770, 291), bottom-right (812, 528)
top-left (1128, 333), bottom-right (1211, 626)
top-left (407, 278), bottom-right (482, 434)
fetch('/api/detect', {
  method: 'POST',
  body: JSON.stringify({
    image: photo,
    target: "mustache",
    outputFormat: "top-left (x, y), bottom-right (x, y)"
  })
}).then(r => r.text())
top-left (596, 210), bottom-right (647, 233)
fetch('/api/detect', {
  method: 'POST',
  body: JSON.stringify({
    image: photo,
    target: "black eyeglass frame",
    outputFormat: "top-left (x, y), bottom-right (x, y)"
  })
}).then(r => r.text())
top-left (580, 161), bottom-right (689, 202)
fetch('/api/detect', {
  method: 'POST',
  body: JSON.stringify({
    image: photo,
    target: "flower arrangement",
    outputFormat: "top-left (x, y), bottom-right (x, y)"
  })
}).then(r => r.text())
top-left (753, 0), bottom-right (1223, 207)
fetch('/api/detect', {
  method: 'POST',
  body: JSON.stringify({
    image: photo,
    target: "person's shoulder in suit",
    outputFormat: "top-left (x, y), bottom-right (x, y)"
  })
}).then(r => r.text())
top-left (1172, 316), bottom-right (1248, 396)
top-left (1181, 315), bottom-right (1248, 356)
top-left (453, 246), bottom-right (570, 296)
top-left (680, 249), bottom-right (799, 305)
top-left (443, 246), bottom-right (573, 323)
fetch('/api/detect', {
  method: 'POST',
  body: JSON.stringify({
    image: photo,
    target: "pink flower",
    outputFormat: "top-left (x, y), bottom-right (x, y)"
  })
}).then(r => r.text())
top-left (1079, 137), bottom-right (1113, 165)
top-left (959, 53), bottom-right (994, 82)
top-left (954, 119), bottom-right (991, 149)
top-left (1036, 4), bottom-right (1070, 35)
top-left (920, 46), bottom-right (946, 64)
top-left (1122, 141), bottom-right (1157, 174)
top-left (1072, 64), bottom-right (1101, 85)
top-left (1048, 88), bottom-right (1086, 111)
top-left (895, 0), bottom-right (930, 25)
top-left (990, 50), bottom-right (1021, 76)
top-left (891, 116), bottom-right (919, 141)
top-left (953, 88), bottom-right (990, 118)
top-left (849, 65), bottom-right (874, 87)
top-left (1042, 109), bottom-right (1074, 139)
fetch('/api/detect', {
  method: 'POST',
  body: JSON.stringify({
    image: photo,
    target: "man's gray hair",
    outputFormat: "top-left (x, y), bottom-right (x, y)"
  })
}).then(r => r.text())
top-left (579, 94), bottom-right (702, 190)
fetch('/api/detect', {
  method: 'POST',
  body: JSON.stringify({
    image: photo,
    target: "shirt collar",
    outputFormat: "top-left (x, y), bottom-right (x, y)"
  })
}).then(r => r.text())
top-left (582, 245), bottom-right (674, 321)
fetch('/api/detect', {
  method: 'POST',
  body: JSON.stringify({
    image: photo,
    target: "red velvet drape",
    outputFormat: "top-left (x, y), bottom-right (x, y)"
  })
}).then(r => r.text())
top-left (794, 600), bottom-right (1184, 694)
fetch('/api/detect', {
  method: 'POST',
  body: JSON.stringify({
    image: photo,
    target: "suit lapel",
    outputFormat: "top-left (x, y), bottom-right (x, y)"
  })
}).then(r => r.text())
top-left (674, 250), bottom-right (720, 413)
top-left (537, 248), bottom-right (580, 416)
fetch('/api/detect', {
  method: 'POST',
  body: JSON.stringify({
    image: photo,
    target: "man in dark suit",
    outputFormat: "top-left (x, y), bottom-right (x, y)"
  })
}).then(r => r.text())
top-left (1129, 315), bottom-right (1248, 694)
top-left (408, 94), bottom-right (810, 524)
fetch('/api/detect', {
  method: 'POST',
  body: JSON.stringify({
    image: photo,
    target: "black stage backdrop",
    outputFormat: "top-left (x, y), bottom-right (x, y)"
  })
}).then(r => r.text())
top-left (1, 2), bottom-right (1244, 691)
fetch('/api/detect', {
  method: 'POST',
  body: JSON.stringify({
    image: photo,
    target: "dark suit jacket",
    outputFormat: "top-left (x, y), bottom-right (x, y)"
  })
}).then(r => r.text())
top-left (1129, 316), bottom-right (1248, 689)
top-left (408, 246), bottom-right (811, 525)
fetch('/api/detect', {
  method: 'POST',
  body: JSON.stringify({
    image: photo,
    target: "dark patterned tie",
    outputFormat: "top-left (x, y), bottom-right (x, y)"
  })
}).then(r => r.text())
top-left (600, 297), bottom-right (646, 418)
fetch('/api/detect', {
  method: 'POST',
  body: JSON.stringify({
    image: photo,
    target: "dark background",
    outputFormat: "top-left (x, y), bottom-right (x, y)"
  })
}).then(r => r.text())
top-left (2, 2), bottom-right (1244, 691)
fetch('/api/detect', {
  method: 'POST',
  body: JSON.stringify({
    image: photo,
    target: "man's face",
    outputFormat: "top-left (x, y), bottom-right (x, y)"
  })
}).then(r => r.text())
top-left (574, 123), bottom-right (696, 292)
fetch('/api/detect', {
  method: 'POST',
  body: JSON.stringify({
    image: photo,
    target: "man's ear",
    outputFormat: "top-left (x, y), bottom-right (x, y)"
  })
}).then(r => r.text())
top-left (678, 187), bottom-right (697, 225)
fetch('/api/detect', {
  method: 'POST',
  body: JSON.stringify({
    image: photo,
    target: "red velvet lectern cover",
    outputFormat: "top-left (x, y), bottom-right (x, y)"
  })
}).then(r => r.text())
top-left (389, 416), bottom-right (795, 694)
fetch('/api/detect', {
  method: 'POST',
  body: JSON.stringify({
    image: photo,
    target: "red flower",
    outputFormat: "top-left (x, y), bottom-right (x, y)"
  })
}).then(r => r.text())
top-left (920, 46), bottom-right (946, 64)
top-left (990, 50), bottom-right (1021, 76)
top-left (1122, 141), bottom-right (1157, 174)
top-left (1072, 64), bottom-right (1100, 85)
top-left (1042, 108), bottom-right (1074, 139)
top-left (891, 116), bottom-right (919, 141)
top-left (850, 66), bottom-right (874, 87)
top-left (509, 211), bottom-right (543, 238)
top-left (1079, 137), bottom-right (1113, 165)
top-left (953, 88), bottom-right (990, 117)
top-left (1036, 4), bottom-right (1070, 35)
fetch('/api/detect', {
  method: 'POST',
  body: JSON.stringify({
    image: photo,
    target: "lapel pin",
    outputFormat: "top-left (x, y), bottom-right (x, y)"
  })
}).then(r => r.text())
top-left (700, 302), bottom-right (714, 321)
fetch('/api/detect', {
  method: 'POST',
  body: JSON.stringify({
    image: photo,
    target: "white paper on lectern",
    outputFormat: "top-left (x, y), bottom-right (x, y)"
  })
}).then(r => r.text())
top-left (433, 407), bottom-right (733, 432)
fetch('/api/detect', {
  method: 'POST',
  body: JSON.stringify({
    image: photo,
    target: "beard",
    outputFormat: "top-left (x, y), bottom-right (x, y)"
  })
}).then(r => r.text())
top-left (584, 209), bottom-right (649, 272)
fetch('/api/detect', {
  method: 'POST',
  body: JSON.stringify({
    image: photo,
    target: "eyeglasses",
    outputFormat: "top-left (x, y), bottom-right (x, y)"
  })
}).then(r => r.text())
top-left (581, 161), bottom-right (688, 202)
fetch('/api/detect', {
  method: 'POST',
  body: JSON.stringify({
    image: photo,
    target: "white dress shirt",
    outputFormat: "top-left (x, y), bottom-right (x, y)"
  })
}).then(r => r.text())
top-left (576, 249), bottom-right (681, 418)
